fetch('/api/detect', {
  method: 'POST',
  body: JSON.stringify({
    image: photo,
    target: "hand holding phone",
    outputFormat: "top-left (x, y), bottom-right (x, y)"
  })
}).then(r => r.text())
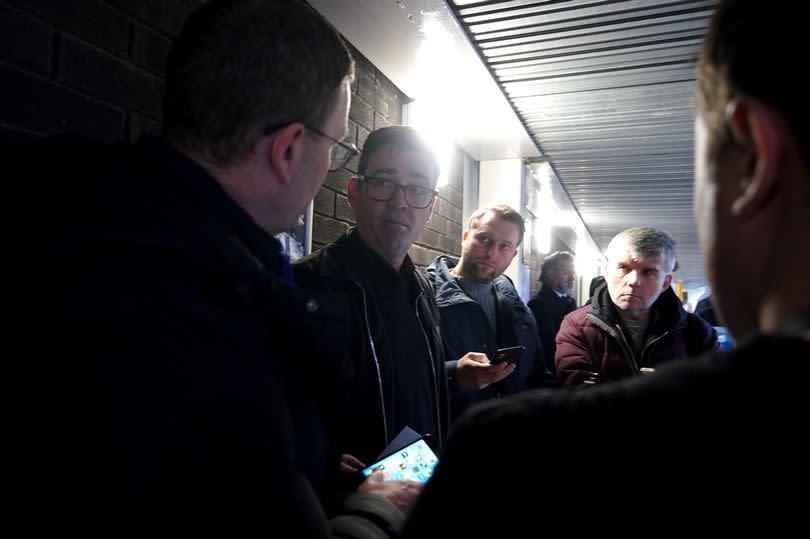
top-left (491, 345), bottom-right (525, 365)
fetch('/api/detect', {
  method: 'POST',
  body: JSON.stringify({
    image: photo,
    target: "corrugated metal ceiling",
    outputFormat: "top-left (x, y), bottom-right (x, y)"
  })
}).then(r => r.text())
top-left (448, 0), bottom-right (716, 291)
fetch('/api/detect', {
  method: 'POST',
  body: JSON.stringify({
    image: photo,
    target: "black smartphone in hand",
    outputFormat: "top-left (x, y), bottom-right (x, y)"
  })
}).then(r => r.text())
top-left (491, 345), bottom-right (525, 364)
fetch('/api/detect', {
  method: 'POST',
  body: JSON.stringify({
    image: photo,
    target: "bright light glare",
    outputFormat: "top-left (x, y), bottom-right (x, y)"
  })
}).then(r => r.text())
top-left (407, 11), bottom-right (524, 183)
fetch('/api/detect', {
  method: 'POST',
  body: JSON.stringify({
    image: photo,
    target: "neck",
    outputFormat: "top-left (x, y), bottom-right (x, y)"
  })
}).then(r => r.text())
top-left (753, 191), bottom-right (810, 337)
top-left (451, 262), bottom-right (492, 284)
top-left (759, 293), bottom-right (810, 335)
top-left (617, 307), bottom-right (650, 324)
top-left (355, 228), bottom-right (407, 272)
top-left (386, 255), bottom-right (405, 272)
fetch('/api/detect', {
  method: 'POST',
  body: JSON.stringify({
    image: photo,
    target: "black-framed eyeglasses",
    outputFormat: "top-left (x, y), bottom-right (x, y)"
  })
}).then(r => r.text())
top-left (357, 175), bottom-right (438, 209)
top-left (264, 122), bottom-right (359, 171)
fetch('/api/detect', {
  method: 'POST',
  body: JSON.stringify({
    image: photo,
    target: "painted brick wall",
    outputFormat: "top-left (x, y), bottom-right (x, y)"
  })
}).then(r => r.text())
top-left (0, 0), bottom-right (464, 261)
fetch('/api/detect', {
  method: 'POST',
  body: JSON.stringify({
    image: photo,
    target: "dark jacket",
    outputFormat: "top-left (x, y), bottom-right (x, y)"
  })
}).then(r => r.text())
top-left (695, 295), bottom-right (720, 326)
top-left (426, 256), bottom-right (548, 420)
top-left (527, 284), bottom-right (578, 374)
top-left (555, 283), bottom-right (719, 386)
top-left (403, 328), bottom-right (810, 537)
top-left (293, 229), bottom-right (449, 464)
top-left (10, 135), bottom-right (404, 538)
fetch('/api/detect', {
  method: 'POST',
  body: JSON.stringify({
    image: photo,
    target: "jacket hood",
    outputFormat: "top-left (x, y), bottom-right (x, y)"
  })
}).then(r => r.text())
top-left (426, 255), bottom-right (473, 309)
top-left (427, 255), bottom-right (519, 310)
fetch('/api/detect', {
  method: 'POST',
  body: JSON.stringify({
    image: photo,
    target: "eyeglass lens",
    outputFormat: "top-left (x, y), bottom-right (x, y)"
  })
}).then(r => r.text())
top-left (365, 179), bottom-right (435, 208)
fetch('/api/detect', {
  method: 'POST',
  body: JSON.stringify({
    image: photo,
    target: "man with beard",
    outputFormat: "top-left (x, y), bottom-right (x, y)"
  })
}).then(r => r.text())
top-left (426, 204), bottom-right (549, 420)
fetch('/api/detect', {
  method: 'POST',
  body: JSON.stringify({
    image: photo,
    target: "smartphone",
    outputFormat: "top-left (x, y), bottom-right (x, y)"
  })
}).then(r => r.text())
top-left (491, 345), bottom-right (525, 364)
top-left (361, 437), bottom-right (439, 483)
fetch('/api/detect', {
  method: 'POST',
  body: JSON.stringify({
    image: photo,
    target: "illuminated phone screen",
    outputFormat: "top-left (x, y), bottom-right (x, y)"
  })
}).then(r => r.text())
top-left (361, 438), bottom-right (438, 483)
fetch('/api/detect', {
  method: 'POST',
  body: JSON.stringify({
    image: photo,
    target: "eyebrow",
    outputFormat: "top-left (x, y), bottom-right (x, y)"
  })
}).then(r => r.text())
top-left (368, 168), bottom-right (430, 184)
top-left (476, 230), bottom-right (514, 246)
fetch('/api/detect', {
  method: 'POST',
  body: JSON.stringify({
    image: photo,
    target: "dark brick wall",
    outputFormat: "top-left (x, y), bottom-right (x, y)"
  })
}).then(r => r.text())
top-left (0, 0), bottom-right (191, 152)
top-left (0, 0), bottom-right (464, 261)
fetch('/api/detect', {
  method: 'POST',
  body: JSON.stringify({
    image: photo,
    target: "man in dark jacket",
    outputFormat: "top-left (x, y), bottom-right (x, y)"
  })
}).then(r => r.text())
top-left (402, 3), bottom-right (810, 534)
top-left (427, 204), bottom-right (549, 420)
top-left (527, 251), bottom-right (578, 375)
top-left (294, 126), bottom-right (450, 468)
top-left (11, 1), bottom-right (417, 536)
top-left (555, 226), bottom-right (718, 386)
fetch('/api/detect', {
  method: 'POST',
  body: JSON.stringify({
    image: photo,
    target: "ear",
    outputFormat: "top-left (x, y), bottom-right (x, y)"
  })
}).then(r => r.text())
top-left (462, 229), bottom-right (470, 241)
top-left (661, 273), bottom-right (673, 292)
top-left (347, 177), bottom-right (359, 207)
top-left (426, 194), bottom-right (437, 214)
top-left (725, 98), bottom-right (783, 220)
top-left (266, 123), bottom-right (306, 186)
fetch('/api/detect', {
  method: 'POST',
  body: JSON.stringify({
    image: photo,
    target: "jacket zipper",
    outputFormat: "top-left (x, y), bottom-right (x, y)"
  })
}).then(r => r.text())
top-left (354, 281), bottom-right (389, 446)
top-left (415, 290), bottom-right (443, 448)
top-left (586, 313), bottom-right (640, 374)
top-left (639, 330), bottom-right (671, 366)
top-left (613, 323), bottom-right (640, 373)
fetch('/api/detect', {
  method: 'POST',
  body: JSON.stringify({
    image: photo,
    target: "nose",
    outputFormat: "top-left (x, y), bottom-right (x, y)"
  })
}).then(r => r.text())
top-left (625, 270), bottom-right (640, 286)
top-left (386, 185), bottom-right (408, 209)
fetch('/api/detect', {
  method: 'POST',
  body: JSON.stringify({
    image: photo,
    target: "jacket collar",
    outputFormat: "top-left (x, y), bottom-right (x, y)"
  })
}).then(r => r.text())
top-left (427, 255), bottom-right (515, 309)
top-left (135, 135), bottom-right (288, 278)
top-left (538, 283), bottom-right (576, 305)
top-left (315, 227), bottom-right (419, 283)
top-left (427, 256), bottom-right (469, 308)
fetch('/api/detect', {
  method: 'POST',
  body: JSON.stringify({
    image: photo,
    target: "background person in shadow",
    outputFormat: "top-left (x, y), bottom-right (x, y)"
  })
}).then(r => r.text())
top-left (527, 251), bottom-right (578, 376)
top-left (11, 1), bottom-right (418, 536)
top-left (402, 1), bottom-right (810, 535)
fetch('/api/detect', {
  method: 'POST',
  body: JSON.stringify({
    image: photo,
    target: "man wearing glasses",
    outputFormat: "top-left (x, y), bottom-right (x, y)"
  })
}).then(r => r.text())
top-left (10, 1), bottom-right (418, 536)
top-left (295, 126), bottom-right (450, 473)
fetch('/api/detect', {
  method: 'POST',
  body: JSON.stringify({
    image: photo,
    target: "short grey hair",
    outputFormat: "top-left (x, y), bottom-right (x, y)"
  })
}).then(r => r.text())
top-left (606, 226), bottom-right (677, 273)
